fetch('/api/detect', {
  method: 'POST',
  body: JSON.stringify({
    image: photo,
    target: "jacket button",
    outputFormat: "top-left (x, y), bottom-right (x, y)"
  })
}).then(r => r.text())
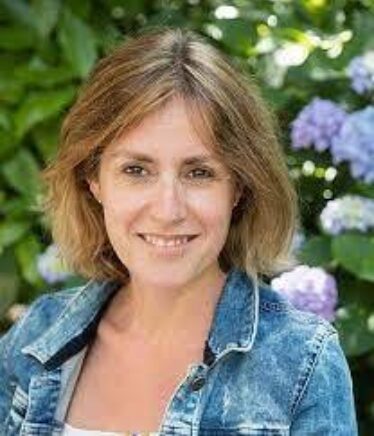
top-left (190, 375), bottom-right (206, 391)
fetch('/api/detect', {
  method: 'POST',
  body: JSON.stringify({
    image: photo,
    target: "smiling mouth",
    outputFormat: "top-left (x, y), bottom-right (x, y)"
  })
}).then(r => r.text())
top-left (138, 233), bottom-right (198, 247)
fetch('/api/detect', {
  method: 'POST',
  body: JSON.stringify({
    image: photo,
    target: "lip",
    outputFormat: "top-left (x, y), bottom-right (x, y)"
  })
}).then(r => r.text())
top-left (138, 233), bottom-right (198, 240)
top-left (137, 233), bottom-right (199, 256)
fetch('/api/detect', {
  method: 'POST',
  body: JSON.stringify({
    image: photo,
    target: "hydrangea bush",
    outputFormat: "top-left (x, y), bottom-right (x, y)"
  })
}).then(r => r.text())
top-left (332, 107), bottom-right (374, 183)
top-left (320, 195), bottom-right (374, 235)
top-left (271, 265), bottom-right (338, 322)
top-left (347, 51), bottom-right (374, 95)
top-left (0, 2), bottom-right (373, 431)
top-left (284, 46), bottom-right (374, 393)
top-left (290, 98), bottom-right (347, 152)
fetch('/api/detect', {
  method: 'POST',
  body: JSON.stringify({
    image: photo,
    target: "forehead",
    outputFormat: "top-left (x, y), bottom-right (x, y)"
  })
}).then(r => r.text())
top-left (105, 98), bottom-right (218, 163)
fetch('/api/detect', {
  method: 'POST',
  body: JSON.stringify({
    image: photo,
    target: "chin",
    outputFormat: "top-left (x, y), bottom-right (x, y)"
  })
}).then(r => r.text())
top-left (143, 269), bottom-right (194, 287)
top-left (127, 262), bottom-right (203, 289)
top-left (138, 256), bottom-right (221, 288)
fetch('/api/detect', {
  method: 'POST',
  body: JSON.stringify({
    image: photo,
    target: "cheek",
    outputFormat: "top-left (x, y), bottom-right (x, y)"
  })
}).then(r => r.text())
top-left (101, 197), bottom-right (136, 239)
top-left (102, 185), bottom-right (143, 218)
top-left (191, 194), bottom-right (233, 229)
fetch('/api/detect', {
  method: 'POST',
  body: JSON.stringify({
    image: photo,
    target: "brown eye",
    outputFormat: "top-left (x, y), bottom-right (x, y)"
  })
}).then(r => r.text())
top-left (122, 165), bottom-right (148, 176)
top-left (188, 168), bottom-right (214, 179)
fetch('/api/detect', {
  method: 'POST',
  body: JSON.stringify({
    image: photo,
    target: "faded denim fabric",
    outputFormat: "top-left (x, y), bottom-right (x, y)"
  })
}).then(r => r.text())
top-left (0, 268), bottom-right (358, 435)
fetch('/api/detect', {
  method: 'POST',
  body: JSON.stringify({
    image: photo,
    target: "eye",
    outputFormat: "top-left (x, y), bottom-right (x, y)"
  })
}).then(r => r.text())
top-left (188, 168), bottom-right (215, 179)
top-left (122, 165), bottom-right (148, 176)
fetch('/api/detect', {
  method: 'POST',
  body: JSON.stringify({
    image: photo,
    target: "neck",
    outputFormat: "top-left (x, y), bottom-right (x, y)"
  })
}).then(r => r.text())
top-left (103, 265), bottom-right (226, 346)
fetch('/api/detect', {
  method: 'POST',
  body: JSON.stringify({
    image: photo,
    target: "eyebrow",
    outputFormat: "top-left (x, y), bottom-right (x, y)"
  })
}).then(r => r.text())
top-left (110, 150), bottom-right (218, 165)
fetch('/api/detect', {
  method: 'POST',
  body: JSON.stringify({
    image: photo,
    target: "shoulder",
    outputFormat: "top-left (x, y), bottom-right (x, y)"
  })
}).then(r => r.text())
top-left (0, 286), bottom-right (85, 424)
top-left (0, 285), bottom-right (85, 372)
top-left (10, 285), bottom-right (83, 334)
top-left (258, 280), bottom-right (337, 339)
top-left (256, 282), bottom-right (353, 413)
top-left (256, 281), bottom-right (340, 388)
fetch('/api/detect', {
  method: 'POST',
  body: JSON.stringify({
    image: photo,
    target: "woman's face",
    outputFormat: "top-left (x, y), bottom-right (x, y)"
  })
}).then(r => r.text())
top-left (89, 98), bottom-right (240, 289)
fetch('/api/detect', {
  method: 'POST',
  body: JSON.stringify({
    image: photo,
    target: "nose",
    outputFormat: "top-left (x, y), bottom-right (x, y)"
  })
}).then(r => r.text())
top-left (149, 173), bottom-right (187, 224)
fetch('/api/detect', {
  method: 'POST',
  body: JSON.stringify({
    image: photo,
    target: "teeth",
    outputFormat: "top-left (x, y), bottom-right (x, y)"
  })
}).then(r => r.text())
top-left (142, 234), bottom-right (191, 247)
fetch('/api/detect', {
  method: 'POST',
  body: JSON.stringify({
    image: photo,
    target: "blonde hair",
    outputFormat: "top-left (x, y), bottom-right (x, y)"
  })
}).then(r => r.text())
top-left (42, 27), bottom-right (298, 284)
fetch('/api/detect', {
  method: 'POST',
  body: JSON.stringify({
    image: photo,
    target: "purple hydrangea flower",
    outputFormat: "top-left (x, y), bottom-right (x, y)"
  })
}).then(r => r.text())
top-left (347, 51), bottom-right (374, 95)
top-left (271, 265), bottom-right (338, 321)
top-left (290, 98), bottom-right (348, 152)
top-left (331, 106), bottom-right (374, 183)
top-left (320, 195), bottom-right (374, 235)
top-left (37, 244), bottom-right (71, 284)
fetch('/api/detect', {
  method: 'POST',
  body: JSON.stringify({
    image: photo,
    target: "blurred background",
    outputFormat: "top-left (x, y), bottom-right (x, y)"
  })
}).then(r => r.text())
top-left (0, 0), bottom-right (373, 433)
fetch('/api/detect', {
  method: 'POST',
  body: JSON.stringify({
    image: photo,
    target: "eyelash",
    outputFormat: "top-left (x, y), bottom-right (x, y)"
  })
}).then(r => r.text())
top-left (122, 165), bottom-right (215, 179)
top-left (187, 167), bottom-right (215, 179)
top-left (122, 165), bottom-right (147, 176)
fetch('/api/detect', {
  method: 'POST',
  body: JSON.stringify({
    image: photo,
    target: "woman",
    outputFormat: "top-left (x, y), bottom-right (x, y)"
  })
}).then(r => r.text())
top-left (0, 28), bottom-right (357, 435)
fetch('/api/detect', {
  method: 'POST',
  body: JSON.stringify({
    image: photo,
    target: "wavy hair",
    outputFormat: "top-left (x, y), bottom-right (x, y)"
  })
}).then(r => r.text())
top-left (42, 27), bottom-right (298, 284)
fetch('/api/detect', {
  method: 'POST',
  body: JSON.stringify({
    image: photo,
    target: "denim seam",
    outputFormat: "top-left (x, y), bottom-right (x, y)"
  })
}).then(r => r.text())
top-left (259, 302), bottom-right (292, 312)
top-left (4, 382), bottom-right (29, 432)
top-left (2, 295), bottom-right (60, 432)
top-left (290, 326), bottom-right (337, 416)
top-left (21, 281), bottom-right (102, 361)
top-left (3, 295), bottom-right (52, 377)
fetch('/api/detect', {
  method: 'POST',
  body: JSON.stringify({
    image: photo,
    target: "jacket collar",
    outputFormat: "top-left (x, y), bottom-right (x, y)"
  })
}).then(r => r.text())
top-left (22, 268), bottom-right (259, 370)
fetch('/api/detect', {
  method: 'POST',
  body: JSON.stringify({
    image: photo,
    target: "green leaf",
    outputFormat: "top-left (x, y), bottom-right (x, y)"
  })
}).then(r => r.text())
top-left (0, 53), bottom-right (24, 75)
top-left (32, 119), bottom-right (60, 163)
top-left (0, 26), bottom-right (36, 50)
top-left (0, 82), bottom-right (23, 104)
top-left (15, 63), bottom-right (75, 88)
top-left (32, 0), bottom-right (61, 38)
top-left (0, 56), bottom-right (24, 103)
top-left (103, 0), bottom-right (144, 14)
top-left (0, 220), bottom-right (30, 254)
top-left (352, 10), bottom-right (374, 52)
top-left (298, 235), bottom-right (332, 267)
top-left (58, 8), bottom-right (97, 78)
top-left (0, 107), bottom-right (11, 130)
top-left (0, 249), bottom-right (19, 318)
top-left (214, 19), bottom-right (257, 56)
top-left (335, 304), bottom-right (374, 357)
top-left (0, 108), bottom-right (16, 160)
top-left (64, 0), bottom-right (91, 19)
top-left (0, 197), bottom-right (30, 219)
top-left (337, 274), bottom-right (374, 309)
top-left (1, 150), bottom-right (41, 198)
top-left (353, 182), bottom-right (374, 199)
top-left (0, 129), bottom-right (16, 161)
top-left (0, 0), bottom-right (37, 29)
top-left (91, 15), bottom-right (123, 53)
top-left (15, 235), bottom-right (44, 287)
top-left (332, 234), bottom-right (374, 282)
top-left (14, 87), bottom-right (75, 138)
top-left (274, 27), bottom-right (314, 46)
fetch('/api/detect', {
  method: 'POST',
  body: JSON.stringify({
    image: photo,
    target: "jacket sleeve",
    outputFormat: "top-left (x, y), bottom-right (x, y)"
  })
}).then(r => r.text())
top-left (0, 323), bottom-right (17, 427)
top-left (290, 331), bottom-right (358, 435)
top-left (0, 301), bottom-right (37, 427)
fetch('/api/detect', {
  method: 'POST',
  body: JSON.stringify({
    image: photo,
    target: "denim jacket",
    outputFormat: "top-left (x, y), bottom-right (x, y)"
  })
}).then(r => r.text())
top-left (0, 268), bottom-right (358, 435)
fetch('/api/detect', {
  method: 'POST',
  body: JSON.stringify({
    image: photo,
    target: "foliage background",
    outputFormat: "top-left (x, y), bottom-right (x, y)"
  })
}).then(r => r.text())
top-left (0, 0), bottom-right (373, 433)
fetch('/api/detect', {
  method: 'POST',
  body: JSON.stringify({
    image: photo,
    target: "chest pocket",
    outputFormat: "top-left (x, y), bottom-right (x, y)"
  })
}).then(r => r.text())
top-left (5, 385), bottom-right (28, 434)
